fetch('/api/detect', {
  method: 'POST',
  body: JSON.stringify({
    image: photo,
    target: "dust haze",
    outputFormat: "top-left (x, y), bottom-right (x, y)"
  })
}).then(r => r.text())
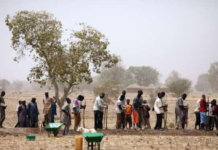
top-left (1, 0), bottom-right (218, 86)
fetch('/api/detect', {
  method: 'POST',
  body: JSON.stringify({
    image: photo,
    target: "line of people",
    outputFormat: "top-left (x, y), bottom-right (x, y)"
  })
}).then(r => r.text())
top-left (60, 95), bottom-right (86, 135)
top-left (1, 90), bottom-right (218, 134)
top-left (41, 92), bottom-right (86, 135)
top-left (112, 90), bottom-right (167, 131)
top-left (15, 98), bottom-right (39, 128)
top-left (14, 92), bottom-right (57, 128)
top-left (92, 90), bottom-right (168, 131)
top-left (194, 94), bottom-right (218, 131)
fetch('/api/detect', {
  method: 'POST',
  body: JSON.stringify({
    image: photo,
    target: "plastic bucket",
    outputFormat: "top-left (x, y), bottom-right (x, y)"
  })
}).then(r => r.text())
top-left (75, 136), bottom-right (83, 150)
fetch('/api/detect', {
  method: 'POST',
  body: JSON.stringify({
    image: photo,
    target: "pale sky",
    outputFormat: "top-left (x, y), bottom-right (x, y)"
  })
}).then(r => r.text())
top-left (0, 0), bottom-right (218, 85)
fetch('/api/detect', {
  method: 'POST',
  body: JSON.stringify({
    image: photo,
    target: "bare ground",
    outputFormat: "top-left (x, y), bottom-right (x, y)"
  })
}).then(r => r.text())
top-left (1, 92), bottom-right (218, 150)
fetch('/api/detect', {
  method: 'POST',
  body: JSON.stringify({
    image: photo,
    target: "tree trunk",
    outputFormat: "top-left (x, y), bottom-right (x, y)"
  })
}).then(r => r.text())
top-left (53, 79), bottom-right (73, 117)
top-left (59, 84), bottom-right (73, 117)
top-left (53, 80), bottom-right (63, 117)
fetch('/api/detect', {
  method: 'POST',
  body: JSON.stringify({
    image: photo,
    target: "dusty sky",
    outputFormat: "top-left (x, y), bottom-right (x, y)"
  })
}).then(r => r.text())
top-left (0, 0), bottom-right (218, 85)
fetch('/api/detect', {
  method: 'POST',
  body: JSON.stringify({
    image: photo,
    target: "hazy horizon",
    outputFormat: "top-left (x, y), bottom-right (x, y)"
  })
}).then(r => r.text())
top-left (1, 0), bottom-right (218, 85)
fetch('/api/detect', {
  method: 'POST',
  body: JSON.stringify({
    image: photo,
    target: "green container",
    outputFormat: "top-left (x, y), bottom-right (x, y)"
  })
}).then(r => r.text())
top-left (44, 123), bottom-right (63, 136)
top-left (83, 133), bottom-right (104, 150)
top-left (83, 133), bottom-right (104, 142)
top-left (26, 135), bottom-right (36, 141)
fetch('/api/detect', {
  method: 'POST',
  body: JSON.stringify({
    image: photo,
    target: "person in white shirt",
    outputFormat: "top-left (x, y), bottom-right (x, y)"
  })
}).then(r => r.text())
top-left (93, 93), bottom-right (107, 129)
top-left (194, 99), bottom-right (201, 130)
top-left (154, 93), bottom-right (163, 130)
top-left (116, 90), bottom-right (127, 129)
top-left (15, 100), bottom-right (22, 128)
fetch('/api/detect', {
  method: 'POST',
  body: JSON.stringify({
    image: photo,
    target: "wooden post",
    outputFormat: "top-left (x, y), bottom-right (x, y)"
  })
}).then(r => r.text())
top-left (163, 104), bottom-right (168, 130)
top-left (83, 100), bottom-right (86, 128)
top-left (186, 104), bottom-right (189, 129)
top-left (103, 108), bottom-right (105, 129)
top-left (206, 96), bottom-right (210, 130)
top-left (105, 106), bottom-right (108, 129)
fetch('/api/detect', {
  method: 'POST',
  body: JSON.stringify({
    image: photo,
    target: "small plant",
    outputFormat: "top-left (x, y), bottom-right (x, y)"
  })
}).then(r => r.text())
top-left (168, 122), bottom-right (175, 128)
top-left (94, 81), bottom-right (122, 104)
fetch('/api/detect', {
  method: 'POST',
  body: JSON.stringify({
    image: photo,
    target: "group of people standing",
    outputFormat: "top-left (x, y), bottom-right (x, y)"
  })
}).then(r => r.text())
top-left (92, 90), bottom-right (169, 131)
top-left (1, 90), bottom-right (218, 135)
top-left (113, 90), bottom-right (167, 131)
top-left (0, 91), bottom-right (41, 128)
top-left (15, 98), bottom-right (39, 128)
top-left (194, 94), bottom-right (218, 130)
top-left (60, 95), bottom-right (86, 135)
top-left (14, 92), bottom-right (57, 128)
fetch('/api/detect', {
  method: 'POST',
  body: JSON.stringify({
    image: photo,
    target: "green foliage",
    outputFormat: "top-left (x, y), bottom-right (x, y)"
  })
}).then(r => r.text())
top-left (5, 11), bottom-right (63, 86)
top-left (98, 59), bottom-right (134, 88)
top-left (195, 73), bottom-right (210, 92)
top-left (98, 65), bottom-right (126, 85)
top-left (166, 78), bottom-right (191, 97)
top-left (166, 70), bottom-right (191, 96)
top-left (127, 66), bottom-right (159, 86)
top-left (165, 70), bottom-right (180, 85)
top-left (6, 11), bottom-right (118, 107)
top-left (94, 81), bottom-right (122, 104)
top-left (0, 79), bottom-right (11, 90)
top-left (208, 61), bottom-right (218, 92)
top-left (93, 63), bottom-right (126, 105)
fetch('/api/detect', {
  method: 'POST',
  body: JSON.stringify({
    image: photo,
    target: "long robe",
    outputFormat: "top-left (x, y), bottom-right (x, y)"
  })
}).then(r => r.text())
top-left (28, 101), bottom-right (39, 127)
top-left (18, 105), bottom-right (28, 127)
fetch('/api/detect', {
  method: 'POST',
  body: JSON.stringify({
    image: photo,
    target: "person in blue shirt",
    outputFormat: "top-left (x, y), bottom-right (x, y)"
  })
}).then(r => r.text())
top-left (51, 96), bottom-right (57, 123)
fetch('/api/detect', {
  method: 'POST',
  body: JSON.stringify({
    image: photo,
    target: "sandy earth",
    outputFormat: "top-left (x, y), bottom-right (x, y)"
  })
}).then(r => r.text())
top-left (0, 92), bottom-right (218, 150)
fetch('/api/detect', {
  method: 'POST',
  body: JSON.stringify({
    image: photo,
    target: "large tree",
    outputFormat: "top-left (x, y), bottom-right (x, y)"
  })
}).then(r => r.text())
top-left (12, 80), bottom-right (23, 92)
top-left (6, 11), bottom-right (118, 108)
top-left (94, 81), bottom-right (122, 104)
top-left (98, 60), bottom-right (134, 87)
top-left (195, 73), bottom-right (210, 93)
top-left (93, 60), bottom-right (129, 104)
top-left (166, 78), bottom-right (191, 96)
top-left (127, 66), bottom-right (159, 86)
top-left (0, 79), bottom-right (11, 90)
top-left (165, 70), bottom-right (180, 85)
top-left (208, 61), bottom-right (218, 91)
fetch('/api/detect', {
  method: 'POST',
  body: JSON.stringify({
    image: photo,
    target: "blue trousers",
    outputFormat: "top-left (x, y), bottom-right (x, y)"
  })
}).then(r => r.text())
top-left (200, 112), bottom-right (206, 124)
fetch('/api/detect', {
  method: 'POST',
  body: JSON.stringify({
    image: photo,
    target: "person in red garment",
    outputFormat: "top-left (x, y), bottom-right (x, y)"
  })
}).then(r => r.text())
top-left (199, 95), bottom-right (207, 130)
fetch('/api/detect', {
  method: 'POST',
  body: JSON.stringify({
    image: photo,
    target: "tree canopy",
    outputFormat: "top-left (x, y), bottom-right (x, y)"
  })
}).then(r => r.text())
top-left (195, 73), bottom-right (210, 93)
top-left (127, 66), bottom-right (159, 86)
top-left (208, 61), bottom-right (218, 92)
top-left (0, 79), bottom-right (11, 90)
top-left (6, 11), bottom-right (118, 107)
top-left (166, 71), bottom-right (191, 96)
top-left (165, 70), bottom-right (180, 85)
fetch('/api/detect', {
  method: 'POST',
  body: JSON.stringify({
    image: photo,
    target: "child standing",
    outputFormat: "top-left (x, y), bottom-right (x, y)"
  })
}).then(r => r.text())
top-left (142, 100), bottom-right (151, 130)
top-left (126, 99), bottom-right (132, 129)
